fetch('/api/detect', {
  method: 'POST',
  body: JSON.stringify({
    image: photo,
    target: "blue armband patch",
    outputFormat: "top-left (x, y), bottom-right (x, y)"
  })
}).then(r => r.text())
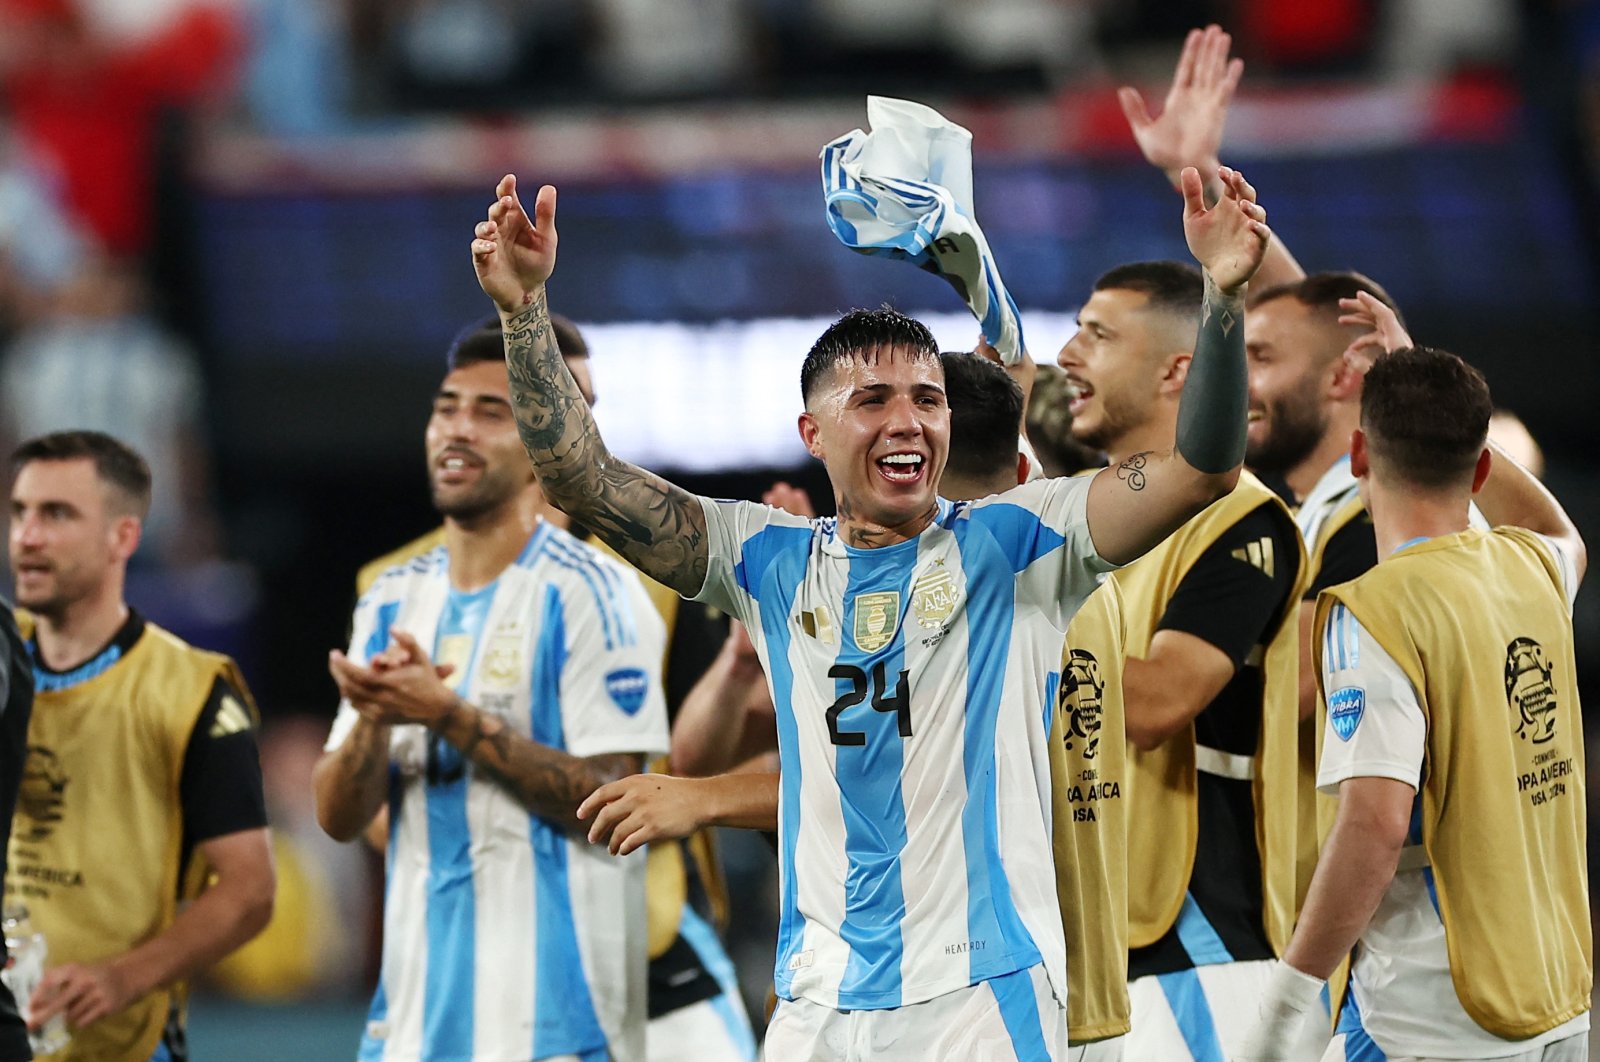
top-left (605, 668), bottom-right (649, 716)
top-left (1328, 686), bottom-right (1366, 741)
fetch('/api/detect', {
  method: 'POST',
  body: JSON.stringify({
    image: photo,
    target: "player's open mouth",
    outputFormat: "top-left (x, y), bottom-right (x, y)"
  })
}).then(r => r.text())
top-left (12, 562), bottom-right (50, 580)
top-left (876, 453), bottom-right (925, 483)
top-left (1247, 407), bottom-right (1265, 423)
top-left (1066, 378), bottom-right (1094, 416)
top-left (436, 450), bottom-right (485, 482)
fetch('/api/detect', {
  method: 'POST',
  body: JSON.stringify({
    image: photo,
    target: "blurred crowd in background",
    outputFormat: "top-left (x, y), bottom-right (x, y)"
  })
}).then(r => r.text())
top-left (0, 0), bottom-right (1597, 1047)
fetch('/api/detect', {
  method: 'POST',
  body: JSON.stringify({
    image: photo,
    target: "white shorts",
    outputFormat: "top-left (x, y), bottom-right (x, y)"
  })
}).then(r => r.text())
top-left (1068, 1034), bottom-right (1124, 1061)
top-left (1322, 1027), bottom-right (1589, 1061)
top-left (649, 993), bottom-right (757, 1062)
top-left (764, 964), bottom-right (1068, 1061)
top-left (1126, 959), bottom-right (1277, 1061)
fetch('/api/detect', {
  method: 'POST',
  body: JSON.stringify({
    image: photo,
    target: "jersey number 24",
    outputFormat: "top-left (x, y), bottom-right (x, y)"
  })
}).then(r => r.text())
top-left (827, 662), bottom-right (911, 746)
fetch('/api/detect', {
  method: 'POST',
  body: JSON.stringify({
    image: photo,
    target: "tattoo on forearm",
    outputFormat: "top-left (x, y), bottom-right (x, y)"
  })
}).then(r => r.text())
top-left (1175, 271), bottom-right (1249, 475)
top-left (454, 702), bottom-right (514, 762)
top-left (1116, 452), bottom-right (1150, 491)
top-left (442, 703), bottom-right (639, 828)
top-left (1198, 271), bottom-right (1240, 337)
top-left (501, 296), bottom-right (708, 596)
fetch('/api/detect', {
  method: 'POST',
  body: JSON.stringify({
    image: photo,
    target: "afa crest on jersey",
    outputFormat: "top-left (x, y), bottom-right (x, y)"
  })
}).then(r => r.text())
top-left (911, 567), bottom-right (958, 629)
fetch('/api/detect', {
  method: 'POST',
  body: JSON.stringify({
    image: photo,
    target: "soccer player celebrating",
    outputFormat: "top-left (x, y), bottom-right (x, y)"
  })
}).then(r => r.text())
top-left (581, 351), bottom-right (1136, 1061)
top-left (1055, 252), bottom-right (1307, 1058)
top-left (312, 330), bottom-right (670, 1061)
top-left (7, 432), bottom-right (274, 1062)
top-left (1236, 347), bottom-right (1589, 1061)
top-left (470, 159), bottom-right (1267, 1058)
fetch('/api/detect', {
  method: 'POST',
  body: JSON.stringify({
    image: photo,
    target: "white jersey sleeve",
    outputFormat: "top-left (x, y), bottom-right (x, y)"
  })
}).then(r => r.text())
top-left (1529, 532), bottom-right (1582, 612)
top-left (963, 475), bottom-right (1115, 629)
top-left (1317, 603), bottom-right (1425, 794)
top-left (691, 496), bottom-right (816, 623)
top-left (558, 566), bottom-right (671, 760)
top-left (324, 587), bottom-right (399, 753)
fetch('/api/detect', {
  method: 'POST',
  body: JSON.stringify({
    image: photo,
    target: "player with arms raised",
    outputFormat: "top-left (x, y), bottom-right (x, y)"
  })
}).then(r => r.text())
top-left (470, 165), bottom-right (1268, 1059)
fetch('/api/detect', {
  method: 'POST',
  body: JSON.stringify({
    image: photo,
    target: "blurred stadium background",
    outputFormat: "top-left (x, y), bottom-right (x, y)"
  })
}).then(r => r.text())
top-left (0, 0), bottom-right (1596, 1056)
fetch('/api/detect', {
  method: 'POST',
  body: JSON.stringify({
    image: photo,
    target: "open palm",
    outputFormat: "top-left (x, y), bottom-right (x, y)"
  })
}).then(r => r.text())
top-left (1182, 166), bottom-right (1269, 293)
top-left (472, 174), bottom-right (559, 313)
top-left (1119, 24), bottom-right (1244, 180)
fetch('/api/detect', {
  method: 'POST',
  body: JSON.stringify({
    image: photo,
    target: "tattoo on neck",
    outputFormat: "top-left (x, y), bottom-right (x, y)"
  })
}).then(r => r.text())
top-left (1116, 452), bottom-right (1150, 491)
top-left (836, 494), bottom-right (936, 547)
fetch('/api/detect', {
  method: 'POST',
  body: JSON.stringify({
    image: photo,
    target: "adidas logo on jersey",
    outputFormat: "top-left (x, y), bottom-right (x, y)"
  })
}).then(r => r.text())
top-left (1231, 536), bottom-right (1276, 578)
top-left (209, 695), bottom-right (253, 738)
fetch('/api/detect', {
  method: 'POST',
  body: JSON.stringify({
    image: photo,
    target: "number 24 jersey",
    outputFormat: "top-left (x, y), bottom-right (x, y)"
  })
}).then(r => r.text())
top-left (692, 478), bottom-right (1112, 1011)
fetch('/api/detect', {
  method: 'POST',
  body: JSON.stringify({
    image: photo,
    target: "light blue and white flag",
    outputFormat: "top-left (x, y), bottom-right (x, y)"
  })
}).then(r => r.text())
top-left (821, 96), bottom-right (1026, 365)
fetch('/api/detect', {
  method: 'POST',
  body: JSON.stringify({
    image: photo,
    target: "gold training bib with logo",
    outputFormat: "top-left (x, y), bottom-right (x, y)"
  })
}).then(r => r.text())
top-left (1050, 580), bottom-right (1130, 1042)
top-left (1115, 472), bottom-right (1306, 955)
top-left (7, 615), bottom-right (253, 1062)
top-left (1314, 528), bottom-right (1591, 1040)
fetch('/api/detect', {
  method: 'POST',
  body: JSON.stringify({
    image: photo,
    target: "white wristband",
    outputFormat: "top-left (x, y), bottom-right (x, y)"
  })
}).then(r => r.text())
top-left (1263, 960), bottom-right (1326, 1016)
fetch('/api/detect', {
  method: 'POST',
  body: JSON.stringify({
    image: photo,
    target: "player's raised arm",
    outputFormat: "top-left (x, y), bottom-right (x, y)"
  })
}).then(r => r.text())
top-left (1081, 167), bottom-right (1267, 562)
top-left (1119, 24), bottom-right (1303, 289)
top-left (1084, 165), bottom-right (1265, 565)
top-left (471, 174), bottom-right (709, 597)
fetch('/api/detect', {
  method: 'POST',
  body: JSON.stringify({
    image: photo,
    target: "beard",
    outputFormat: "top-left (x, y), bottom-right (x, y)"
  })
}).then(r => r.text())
top-left (1247, 390), bottom-right (1328, 475)
top-left (11, 564), bottom-right (88, 621)
top-left (429, 468), bottom-right (524, 524)
top-left (1069, 388), bottom-right (1146, 455)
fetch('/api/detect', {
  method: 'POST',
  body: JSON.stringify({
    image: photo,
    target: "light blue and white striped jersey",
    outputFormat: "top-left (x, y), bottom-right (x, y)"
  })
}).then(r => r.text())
top-left (326, 522), bottom-right (670, 1062)
top-left (693, 476), bottom-right (1113, 1010)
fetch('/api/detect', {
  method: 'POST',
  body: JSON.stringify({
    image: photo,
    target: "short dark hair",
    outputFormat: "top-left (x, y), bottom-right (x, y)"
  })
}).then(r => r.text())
top-left (1249, 271), bottom-right (1405, 329)
top-left (446, 313), bottom-right (589, 370)
top-left (11, 431), bottom-right (153, 517)
top-left (941, 353), bottom-right (1023, 481)
top-left (799, 307), bottom-right (940, 404)
top-left (1361, 346), bottom-right (1492, 490)
top-left (1092, 261), bottom-right (1204, 329)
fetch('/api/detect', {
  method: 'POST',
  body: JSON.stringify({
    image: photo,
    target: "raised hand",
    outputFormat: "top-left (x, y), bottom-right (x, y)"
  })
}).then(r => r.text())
top-left (1182, 165), bottom-right (1269, 294)
top-left (1118, 24), bottom-right (1244, 185)
top-left (472, 174), bottom-right (558, 314)
top-left (1337, 291), bottom-right (1414, 372)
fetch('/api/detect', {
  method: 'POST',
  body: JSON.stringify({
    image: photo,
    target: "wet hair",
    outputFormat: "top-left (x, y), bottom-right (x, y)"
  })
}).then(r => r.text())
top-left (799, 307), bottom-right (941, 404)
top-left (1248, 270), bottom-right (1405, 329)
top-left (1361, 346), bottom-right (1492, 490)
top-left (446, 313), bottom-right (589, 370)
top-left (941, 353), bottom-right (1023, 482)
top-left (11, 430), bottom-right (152, 518)
top-left (1092, 261), bottom-right (1203, 330)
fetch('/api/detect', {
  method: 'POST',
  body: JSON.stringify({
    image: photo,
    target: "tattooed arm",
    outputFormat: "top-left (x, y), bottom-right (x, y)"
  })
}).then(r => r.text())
top-left (431, 702), bottom-right (642, 833)
top-left (472, 175), bottom-right (709, 597)
top-left (328, 630), bottom-right (650, 836)
top-left (1085, 166), bottom-right (1264, 565)
top-left (312, 713), bottom-right (392, 843)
